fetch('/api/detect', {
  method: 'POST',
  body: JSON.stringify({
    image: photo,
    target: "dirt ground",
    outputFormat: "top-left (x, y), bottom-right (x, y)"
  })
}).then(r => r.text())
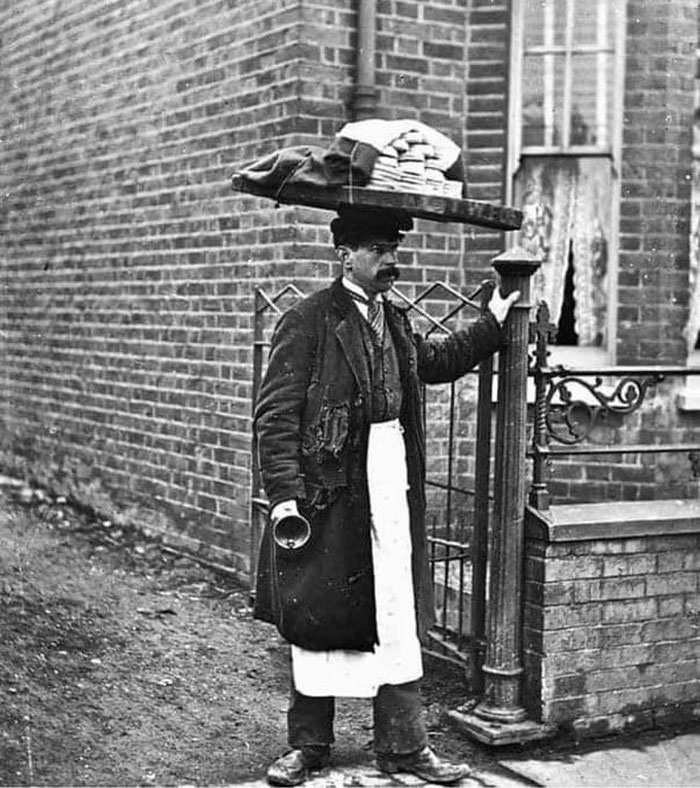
top-left (0, 476), bottom-right (515, 787)
top-left (4, 475), bottom-right (696, 788)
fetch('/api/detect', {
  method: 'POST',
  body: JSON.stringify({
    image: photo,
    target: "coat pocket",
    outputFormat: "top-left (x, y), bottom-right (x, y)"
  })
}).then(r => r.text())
top-left (318, 401), bottom-right (350, 458)
top-left (302, 395), bottom-right (351, 461)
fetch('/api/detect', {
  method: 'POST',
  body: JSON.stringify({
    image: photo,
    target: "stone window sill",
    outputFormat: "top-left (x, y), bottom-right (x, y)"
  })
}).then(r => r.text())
top-left (677, 352), bottom-right (700, 412)
top-left (678, 390), bottom-right (700, 412)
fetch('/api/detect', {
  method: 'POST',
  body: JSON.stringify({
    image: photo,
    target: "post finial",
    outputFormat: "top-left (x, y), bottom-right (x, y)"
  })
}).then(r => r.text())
top-left (491, 246), bottom-right (542, 278)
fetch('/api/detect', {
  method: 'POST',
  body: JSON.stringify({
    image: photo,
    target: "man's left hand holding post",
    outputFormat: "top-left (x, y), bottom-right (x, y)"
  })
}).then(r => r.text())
top-left (487, 288), bottom-right (521, 326)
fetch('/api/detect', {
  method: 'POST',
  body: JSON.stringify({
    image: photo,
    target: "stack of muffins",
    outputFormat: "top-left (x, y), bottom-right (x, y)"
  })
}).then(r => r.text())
top-left (365, 129), bottom-right (463, 198)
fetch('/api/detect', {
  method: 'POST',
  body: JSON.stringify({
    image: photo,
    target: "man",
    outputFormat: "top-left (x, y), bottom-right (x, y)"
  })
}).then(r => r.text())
top-left (253, 207), bottom-right (519, 786)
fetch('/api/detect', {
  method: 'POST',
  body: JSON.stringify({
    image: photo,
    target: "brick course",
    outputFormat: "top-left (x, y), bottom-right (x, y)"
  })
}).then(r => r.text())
top-left (525, 516), bottom-right (700, 736)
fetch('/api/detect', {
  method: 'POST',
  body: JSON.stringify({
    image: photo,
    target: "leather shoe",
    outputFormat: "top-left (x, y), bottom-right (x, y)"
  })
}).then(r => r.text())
top-left (267, 747), bottom-right (330, 786)
top-left (376, 745), bottom-right (470, 784)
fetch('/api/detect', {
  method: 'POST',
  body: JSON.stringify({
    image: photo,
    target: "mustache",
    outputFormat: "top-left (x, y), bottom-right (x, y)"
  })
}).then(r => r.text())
top-left (376, 264), bottom-right (400, 281)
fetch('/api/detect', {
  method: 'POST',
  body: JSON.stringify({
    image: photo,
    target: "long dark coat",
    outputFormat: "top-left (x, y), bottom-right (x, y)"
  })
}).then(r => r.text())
top-left (253, 277), bottom-right (502, 652)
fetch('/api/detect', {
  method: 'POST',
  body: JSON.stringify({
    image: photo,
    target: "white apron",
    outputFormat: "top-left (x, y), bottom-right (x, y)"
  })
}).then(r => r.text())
top-left (291, 418), bottom-right (423, 697)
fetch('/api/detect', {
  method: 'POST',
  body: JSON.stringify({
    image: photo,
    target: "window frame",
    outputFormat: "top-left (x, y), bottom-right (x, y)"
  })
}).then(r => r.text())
top-left (507, 0), bottom-right (628, 366)
top-left (511, 0), bottom-right (625, 158)
top-left (681, 65), bottom-right (700, 411)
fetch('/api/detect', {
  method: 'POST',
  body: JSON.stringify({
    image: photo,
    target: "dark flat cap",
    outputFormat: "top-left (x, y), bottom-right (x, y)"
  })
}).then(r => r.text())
top-left (330, 206), bottom-right (413, 247)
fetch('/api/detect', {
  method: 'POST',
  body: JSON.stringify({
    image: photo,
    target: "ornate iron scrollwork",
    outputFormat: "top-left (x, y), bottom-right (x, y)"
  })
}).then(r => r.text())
top-left (545, 373), bottom-right (663, 445)
top-left (689, 452), bottom-right (700, 479)
top-left (529, 301), bottom-right (558, 508)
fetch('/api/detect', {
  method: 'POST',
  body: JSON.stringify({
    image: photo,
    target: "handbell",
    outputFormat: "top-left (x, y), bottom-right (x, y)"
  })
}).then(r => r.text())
top-left (272, 512), bottom-right (311, 551)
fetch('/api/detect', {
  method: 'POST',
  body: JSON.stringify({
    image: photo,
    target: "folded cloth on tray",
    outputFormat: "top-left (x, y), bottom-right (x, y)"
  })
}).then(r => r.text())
top-left (234, 145), bottom-right (331, 195)
top-left (234, 120), bottom-right (465, 199)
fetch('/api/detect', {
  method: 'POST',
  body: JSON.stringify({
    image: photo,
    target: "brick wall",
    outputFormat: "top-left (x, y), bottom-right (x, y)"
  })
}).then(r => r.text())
top-left (463, 0), bottom-right (510, 281)
top-left (0, 0), bottom-right (332, 582)
top-left (618, 0), bottom-right (697, 366)
top-left (0, 0), bottom-right (503, 583)
top-left (524, 503), bottom-right (700, 736)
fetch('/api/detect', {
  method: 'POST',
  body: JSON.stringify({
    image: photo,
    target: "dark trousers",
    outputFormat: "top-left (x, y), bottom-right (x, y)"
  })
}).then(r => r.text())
top-left (288, 680), bottom-right (428, 756)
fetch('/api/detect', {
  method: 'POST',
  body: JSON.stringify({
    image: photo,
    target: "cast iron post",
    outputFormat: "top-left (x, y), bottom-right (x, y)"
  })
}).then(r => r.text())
top-left (448, 247), bottom-right (555, 744)
top-left (477, 247), bottom-right (540, 722)
top-left (470, 280), bottom-right (496, 694)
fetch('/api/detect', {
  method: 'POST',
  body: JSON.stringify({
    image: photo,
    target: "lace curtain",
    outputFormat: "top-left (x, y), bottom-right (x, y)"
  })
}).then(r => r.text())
top-left (686, 143), bottom-right (700, 354)
top-left (513, 156), bottom-right (611, 347)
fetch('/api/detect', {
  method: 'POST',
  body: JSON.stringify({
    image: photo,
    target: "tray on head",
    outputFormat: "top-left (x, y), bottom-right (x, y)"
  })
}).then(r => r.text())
top-left (231, 175), bottom-right (523, 231)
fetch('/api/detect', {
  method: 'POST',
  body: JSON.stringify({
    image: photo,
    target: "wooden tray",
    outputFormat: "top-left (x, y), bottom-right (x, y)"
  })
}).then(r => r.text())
top-left (231, 175), bottom-right (522, 231)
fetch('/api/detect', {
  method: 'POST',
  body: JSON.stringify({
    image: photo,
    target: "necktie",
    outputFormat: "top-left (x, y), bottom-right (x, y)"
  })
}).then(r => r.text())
top-left (346, 287), bottom-right (385, 343)
top-left (367, 298), bottom-right (384, 344)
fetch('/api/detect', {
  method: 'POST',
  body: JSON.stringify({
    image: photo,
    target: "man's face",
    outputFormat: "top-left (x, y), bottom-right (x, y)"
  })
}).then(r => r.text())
top-left (340, 239), bottom-right (401, 297)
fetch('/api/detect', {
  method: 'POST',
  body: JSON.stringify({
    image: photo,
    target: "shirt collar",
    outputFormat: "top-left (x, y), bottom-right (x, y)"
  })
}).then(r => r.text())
top-left (342, 276), bottom-right (372, 303)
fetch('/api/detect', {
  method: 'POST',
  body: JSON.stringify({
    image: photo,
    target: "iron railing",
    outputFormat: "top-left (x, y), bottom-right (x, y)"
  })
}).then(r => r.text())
top-left (529, 300), bottom-right (700, 510)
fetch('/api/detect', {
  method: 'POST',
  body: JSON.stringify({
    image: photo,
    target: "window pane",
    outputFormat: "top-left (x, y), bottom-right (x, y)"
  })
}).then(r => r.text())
top-left (551, 1), bottom-right (567, 47)
top-left (551, 54), bottom-right (567, 147)
top-left (523, 0), bottom-right (545, 47)
top-left (607, 2), bottom-right (622, 49)
top-left (572, 0), bottom-right (601, 47)
top-left (524, 0), bottom-right (566, 49)
top-left (605, 53), bottom-right (616, 150)
top-left (522, 54), bottom-right (567, 148)
top-left (570, 54), bottom-right (601, 146)
top-left (522, 55), bottom-right (545, 146)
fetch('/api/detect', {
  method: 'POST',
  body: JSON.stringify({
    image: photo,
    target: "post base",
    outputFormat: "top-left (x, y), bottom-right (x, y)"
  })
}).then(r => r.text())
top-left (446, 708), bottom-right (558, 746)
top-left (473, 701), bottom-right (528, 724)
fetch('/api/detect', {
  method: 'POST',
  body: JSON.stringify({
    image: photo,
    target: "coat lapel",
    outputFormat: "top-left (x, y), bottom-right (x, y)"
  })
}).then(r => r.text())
top-left (331, 278), bottom-right (372, 397)
top-left (384, 301), bottom-right (414, 379)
